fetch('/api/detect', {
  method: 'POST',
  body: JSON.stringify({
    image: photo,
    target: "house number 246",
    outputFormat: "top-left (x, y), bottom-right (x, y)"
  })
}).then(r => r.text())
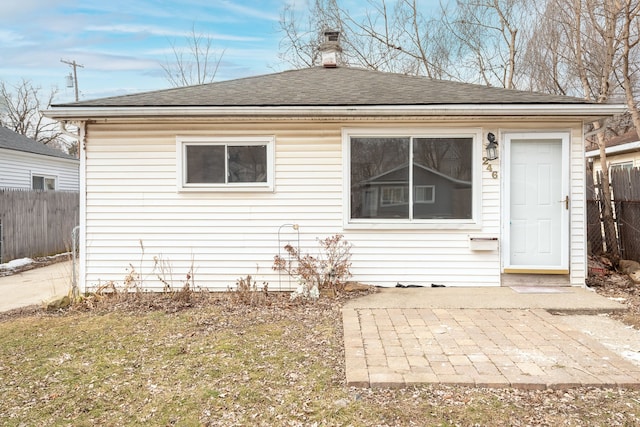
top-left (482, 157), bottom-right (499, 179)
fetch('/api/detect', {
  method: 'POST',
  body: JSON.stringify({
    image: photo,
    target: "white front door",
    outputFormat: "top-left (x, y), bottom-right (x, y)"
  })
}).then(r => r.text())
top-left (503, 132), bottom-right (569, 273)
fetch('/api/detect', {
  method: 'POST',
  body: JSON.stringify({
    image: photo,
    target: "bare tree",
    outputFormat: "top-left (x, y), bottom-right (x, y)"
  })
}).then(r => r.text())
top-left (279, 0), bottom-right (544, 84)
top-left (279, 0), bottom-right (342, 68)
top-left (0, 79), bottom-right (66, 148)
top-left (620, 0), bottom-right (640, 132)
top-left (568, 0), bottom-right (625, 263)
top-left (347, 0), bottom-right (454, 77)
top-left (441, 0), bottom-right (536, 88)
top-left (161, 26), bottom-right (225, 87)
top-left (522, 1), bottom-right (580, 95)
top-left (279, 0), bottom-right (453, 78)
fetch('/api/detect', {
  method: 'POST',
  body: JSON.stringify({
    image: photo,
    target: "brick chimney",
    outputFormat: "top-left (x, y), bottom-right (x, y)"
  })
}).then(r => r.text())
top-left (319, 30), bottom-right (342, 68)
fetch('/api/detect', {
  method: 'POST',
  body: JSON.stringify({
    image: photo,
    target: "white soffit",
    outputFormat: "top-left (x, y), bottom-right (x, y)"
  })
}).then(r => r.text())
top-left (43, 104), bottom-right (627, 121)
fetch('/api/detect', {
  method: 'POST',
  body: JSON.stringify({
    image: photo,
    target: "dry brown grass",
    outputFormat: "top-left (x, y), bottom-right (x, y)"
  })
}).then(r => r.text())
top-left (1, 271), bottom-right (640, 425)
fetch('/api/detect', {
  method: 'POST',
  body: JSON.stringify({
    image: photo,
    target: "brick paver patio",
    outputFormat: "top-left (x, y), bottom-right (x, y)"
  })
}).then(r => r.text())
top-left (343, 307), bottom-right (640, 389)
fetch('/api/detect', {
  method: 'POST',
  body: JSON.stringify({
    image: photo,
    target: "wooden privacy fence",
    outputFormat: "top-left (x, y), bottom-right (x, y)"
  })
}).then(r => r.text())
top-left (0, 189), bottom-right (79, 263)
top-left (587, 168), bottom-right (640, 261)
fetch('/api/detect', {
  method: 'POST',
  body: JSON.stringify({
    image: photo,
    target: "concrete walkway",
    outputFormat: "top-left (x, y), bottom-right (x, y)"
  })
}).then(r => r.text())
top-left (0, 261), bottom-right (73, 312)
top-left (343, 287), bottom-right (640, 389)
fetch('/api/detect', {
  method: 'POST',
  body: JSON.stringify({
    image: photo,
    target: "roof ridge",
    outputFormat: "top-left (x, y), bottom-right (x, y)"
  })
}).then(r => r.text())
top-left (51, 66), bottom-right (599, 109)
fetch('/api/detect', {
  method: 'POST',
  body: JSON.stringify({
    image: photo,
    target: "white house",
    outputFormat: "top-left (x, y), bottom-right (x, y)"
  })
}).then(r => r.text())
top-left (45, 64), bottom-right (625, 292)
top-left (0, 126), bottom-right (79, 191)
top-left (586, 129), bottom-right (640, 178)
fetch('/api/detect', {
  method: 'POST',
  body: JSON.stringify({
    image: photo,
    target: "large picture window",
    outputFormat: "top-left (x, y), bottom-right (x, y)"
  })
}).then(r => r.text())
top-left (347, 131), bottom-right (477, 224)
top-left (177, 136), bottom-right (274, 191)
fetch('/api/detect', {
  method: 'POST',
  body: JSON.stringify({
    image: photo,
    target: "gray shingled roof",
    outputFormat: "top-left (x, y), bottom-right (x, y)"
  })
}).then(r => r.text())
top-left (0, 126), bottom-right (76, 160)
top-left (53, 67), bottom-right (589, 108)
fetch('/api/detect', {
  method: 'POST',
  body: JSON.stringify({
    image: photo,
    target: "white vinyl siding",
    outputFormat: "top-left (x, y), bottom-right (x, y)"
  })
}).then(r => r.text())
top-left (83, 122), bottom-right (341, 292)
top-left (0, 148), bottom-right (79, 191)
top-left (570, 127), bottom-right (588, 286)
top-left (80, 119), bottom-right (586, 291)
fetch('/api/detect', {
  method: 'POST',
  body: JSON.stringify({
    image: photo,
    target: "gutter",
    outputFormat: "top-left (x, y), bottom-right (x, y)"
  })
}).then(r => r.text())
top-left (0, 147), bottom-right (79, 164)
top-left (585, 140), bottom-right (640, 158)
top-left (43, 104), bottom-right (628, 121)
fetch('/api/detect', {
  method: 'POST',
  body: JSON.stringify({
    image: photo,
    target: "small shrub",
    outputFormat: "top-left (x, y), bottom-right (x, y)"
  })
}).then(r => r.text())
top-left (152, 255), bottom-right (198, 303)
top-left (228, 275), bottom-right (269, 306)
top-left (273, 234), bottom-right (352, 298)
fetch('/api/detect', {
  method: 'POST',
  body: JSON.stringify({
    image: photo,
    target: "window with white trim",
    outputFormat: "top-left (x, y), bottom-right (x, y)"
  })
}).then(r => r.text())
top-left (346, 129), bottom-right (479, 225)
top-left (381, 186), bottom-right (408, 206)
top-left (414, 185), bottom-right (435, 203)
top-left (177, 136), bottom-right (274, 191)
top-left (611, 161), bottom-right (633, 173)
top-left (32, 175), bottom-right (56, 191)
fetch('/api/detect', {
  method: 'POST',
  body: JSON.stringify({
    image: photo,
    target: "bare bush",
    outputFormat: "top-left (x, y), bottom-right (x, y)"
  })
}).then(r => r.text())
top-left (273, 234), bottom-right (352, 297)
top-left (227, 275), bottom-right (269, 306)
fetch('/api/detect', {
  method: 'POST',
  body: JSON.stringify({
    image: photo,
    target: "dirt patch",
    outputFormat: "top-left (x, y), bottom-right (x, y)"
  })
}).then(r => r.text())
top-left (587, 260), bottom-right (640, 329)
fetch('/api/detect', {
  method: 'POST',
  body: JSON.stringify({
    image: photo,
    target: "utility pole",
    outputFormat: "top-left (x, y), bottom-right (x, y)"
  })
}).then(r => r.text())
top-left (60, 59), bottom-right (84, 101)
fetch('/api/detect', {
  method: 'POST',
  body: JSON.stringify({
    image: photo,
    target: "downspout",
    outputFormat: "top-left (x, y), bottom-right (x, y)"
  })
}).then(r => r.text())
top-left (78, 122), bottom-right (87, 295)
top-left (60, 121), bottom-right (87, 295)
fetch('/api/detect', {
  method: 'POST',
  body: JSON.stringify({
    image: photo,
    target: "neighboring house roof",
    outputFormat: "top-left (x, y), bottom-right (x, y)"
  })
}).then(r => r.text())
top-left (585, 129), bottom-right (640, 158)
top-left (608, 129), bottom-right (639, 146)
top-left (46, 66), bottom-right (626, 120)
top-left (361, 162), bottom-right (472, 187)
top-left (0, 126), bottom-right (76, 160)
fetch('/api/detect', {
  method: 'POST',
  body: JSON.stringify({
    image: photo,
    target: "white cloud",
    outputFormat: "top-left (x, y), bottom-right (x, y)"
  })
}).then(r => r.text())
top-left (0, 0), bottom-right (69, 17)
top-left (214, 0), bottom-right (280, 21)
top-left (84, 24), bottom-right (186, 38)
top-left (85, 24), bottom-right (264, 42)
top-left (61, 50), bottom-right (160, 71)
top-left (201, 32), bottom-right (265, 43)
top-left (0, 30), bottom-right (36, 47)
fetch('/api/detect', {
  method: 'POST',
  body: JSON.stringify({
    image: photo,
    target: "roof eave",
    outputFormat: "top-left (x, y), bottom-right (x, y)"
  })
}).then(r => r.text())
top-left (43, 104), bottom-right (627, 121)
top-left (586, 139), bottom-right (640, 158)
top-left (0, 146), bottom-right (79, 162)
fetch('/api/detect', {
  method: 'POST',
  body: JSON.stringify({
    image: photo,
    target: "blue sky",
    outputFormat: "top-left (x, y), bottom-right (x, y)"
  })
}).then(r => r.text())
top-left (0, 0), bottom-right (296, 103)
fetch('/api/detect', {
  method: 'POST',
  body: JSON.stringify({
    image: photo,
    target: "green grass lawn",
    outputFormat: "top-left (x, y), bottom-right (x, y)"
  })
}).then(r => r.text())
top-left (1, 298), bottom-right (639, 426)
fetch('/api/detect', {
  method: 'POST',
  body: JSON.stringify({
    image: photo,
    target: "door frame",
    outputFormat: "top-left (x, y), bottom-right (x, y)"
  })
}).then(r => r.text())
top-left (501, 131), bottom-right (570, 274)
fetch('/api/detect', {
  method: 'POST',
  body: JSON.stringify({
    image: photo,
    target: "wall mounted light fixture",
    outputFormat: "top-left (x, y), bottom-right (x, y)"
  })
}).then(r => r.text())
top-left (486, 132), bottom-right (499, 161)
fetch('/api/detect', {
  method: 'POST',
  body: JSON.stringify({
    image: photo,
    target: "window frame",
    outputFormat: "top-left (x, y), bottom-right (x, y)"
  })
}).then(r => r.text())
top-left (176, 136), bottom-right (275, 192)
top-left (342, 127), bottom-right (482, 229)
top-left (414, 185), bottom-right (436, 204)
top-left (380, 186), bottom-right (408, 207)
top-left (31, 174), bottom-right (57, 191)
top-left (610, 161), bottom-right (634, 173)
